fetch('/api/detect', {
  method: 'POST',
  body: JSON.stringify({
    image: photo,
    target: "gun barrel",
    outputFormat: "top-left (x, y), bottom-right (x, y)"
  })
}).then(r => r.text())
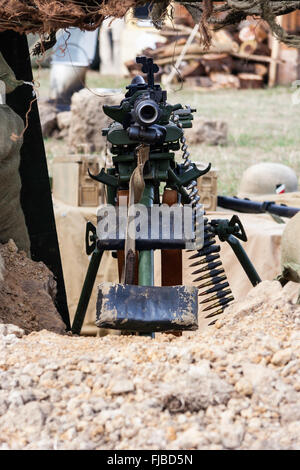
top-left (218, 195), bottom-right (300, 218)
top-left (135, 99), bottom-right (160, 126)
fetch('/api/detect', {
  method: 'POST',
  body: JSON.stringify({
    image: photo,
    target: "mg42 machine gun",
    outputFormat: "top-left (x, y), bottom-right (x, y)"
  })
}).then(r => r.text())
top-left (71, 57), bottom-right (261, 337)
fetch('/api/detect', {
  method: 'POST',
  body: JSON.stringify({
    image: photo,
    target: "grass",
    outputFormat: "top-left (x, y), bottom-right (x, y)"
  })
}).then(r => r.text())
top-left (33, 68), bottom-right (127, 99)
top-left (166, 86), bottom-right (300, 195)
top-left (35, 68), bottom-right (300, 196)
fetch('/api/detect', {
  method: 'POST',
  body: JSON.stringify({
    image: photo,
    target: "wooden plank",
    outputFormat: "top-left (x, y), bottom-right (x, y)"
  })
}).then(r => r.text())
top-left (232, 52), bottom-right (284, 64)
top-left (161, 189), bottom-right (182, 286)
top-left (269, 16), bottom-right (283, 87)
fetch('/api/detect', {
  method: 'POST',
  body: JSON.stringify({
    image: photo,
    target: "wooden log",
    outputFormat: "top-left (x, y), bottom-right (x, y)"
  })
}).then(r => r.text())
top-left (149, 31), bottom-right (238, 59)
top-left (238, 73), bottom-right (264, 89)
top-left (233, 61), bottom-right (267, 77)
top-left (255, 43), bottom-right (271, 56)
top-left (239, 22), bottom-right (268, 44)
top-left (152, 38), bottom-right (238, 61)
top-left (158, 52), bottom-right (282, 68)
top-left (254, 63), bottom-right (268, 77)
top-left (210, 72), bottom-right (240, 89)
top-left (232, 52), bottom-right (284, 64)
top-left (200, 53), bottom-right (233, 73)
top-left (180, 60), bottom-right (205, 78)
top-left (185, 76), bottom-right (213, 88)
top-left (232, 59), bottom-right (256, 74)
top-left (125, 59), bottom-right (138, 73)
top-left (155, 55), bottom-right (198, 66)
top-left (175, 37), bottom-right (187, 46)
top-left (164, 23), bottom-right (200, 87)
top-left (239, 40), bottom-right (257, 56)
top-left (160, 31), bottom-right (189, 38)
top-left (162, 25), bottom-right (238, 51)
top-left (239, 25), bottom-right (256, 42)
top-left (254, 22), bottom-right (269, 43)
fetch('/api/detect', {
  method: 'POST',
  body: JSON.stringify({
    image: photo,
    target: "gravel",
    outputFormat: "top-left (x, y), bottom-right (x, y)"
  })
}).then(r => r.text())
top-left (0, 279), bottom-right (300, 450)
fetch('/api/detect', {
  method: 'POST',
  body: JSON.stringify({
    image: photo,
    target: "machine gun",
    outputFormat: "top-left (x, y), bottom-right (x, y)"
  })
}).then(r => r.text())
top-left (71, 57), bottom-right (261, 337)
top-left (218, 195), bottom-right (300, 219)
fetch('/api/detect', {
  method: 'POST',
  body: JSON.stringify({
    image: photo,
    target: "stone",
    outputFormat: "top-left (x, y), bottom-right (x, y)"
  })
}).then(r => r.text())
top-left (174, 427), bottom-right (208, 449)
top-left (186, 118), bottom-right (228, 146)
top-left (38, 101), bottom-right (57, 138)
top-left (0, 273), bottom-right (300, 450)
top-left (6, 239), bottom-right (18, 253)
top-left (56, 111), bottom-right (72, 130)
top-left (0, 323), bottom-right (24, 338)
top-left (188, 361), bottom-right (211, 378)
top-left (56, 111), bottom-right (72, 139)
top-left (280, 404), bottom-right (300, 424)
top-left (235, 378), bottom-right (253, 396)
top-left (0, 401), bottom-right (46, 435)
top-left (110, 379), bottom-right (135, 395)
top-left (162, 372), bottom-right (233, 413)
top-left (271, 349), bottom-right (292, 366)
top-left (166, 426), bottom-right (177, 441)
top-left (220, 423), bottom-right (245, 449)
top-left (242, 363), bottom-right (276, 390)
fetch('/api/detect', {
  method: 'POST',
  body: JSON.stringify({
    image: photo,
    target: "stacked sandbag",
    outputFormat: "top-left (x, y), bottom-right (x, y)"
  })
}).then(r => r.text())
top-left (0, 105), bottom-right (30, 254)
top-left (0, 51), bottom-right (23, 95)
top-left (0, 52), bottom-right (30, 254)
top-left (185, 117), bottom-right (228, 146)
top-left (68, 88), bottom-right (123, 153)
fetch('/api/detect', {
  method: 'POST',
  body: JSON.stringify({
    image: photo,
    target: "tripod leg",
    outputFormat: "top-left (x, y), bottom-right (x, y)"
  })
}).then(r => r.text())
top-left (71, 247), bottom-right (104, 335)
top-left (226, 234), bottom-right (261, 287)
top-left (138, 183), bottom-right (154, 338)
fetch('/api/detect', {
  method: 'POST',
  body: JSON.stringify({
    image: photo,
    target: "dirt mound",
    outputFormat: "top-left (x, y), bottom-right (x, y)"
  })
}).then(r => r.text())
top-left (0, 240), bottom-right (66, 335)
top-left (0, 279), bottom-right (300, 449)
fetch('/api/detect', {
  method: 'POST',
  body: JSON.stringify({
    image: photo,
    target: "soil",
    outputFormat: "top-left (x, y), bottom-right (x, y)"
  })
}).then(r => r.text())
top-left (0, 240), bottom-right (66, 335)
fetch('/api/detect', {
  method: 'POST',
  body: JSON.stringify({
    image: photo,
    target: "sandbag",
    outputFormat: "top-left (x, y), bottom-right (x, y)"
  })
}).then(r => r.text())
top-left (0, 51), bottom-right (23, 94)
top-left (0, 105), bottom-right (30, 254)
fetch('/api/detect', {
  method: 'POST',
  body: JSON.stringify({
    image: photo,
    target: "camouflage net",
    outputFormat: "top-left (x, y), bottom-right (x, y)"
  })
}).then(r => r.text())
top-left (0, 1), bottom-right (300, 48)
top-left (0, 0), bottom-right (138, 34)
